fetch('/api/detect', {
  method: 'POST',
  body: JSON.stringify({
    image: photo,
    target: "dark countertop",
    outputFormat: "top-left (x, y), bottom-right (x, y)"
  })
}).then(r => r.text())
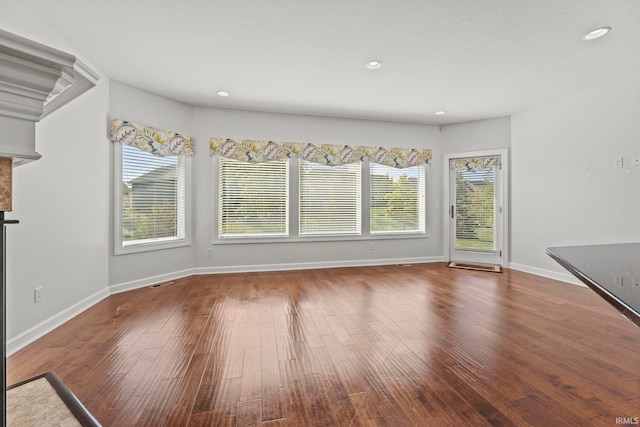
top-left (547, 243), bottom-right (640, 328)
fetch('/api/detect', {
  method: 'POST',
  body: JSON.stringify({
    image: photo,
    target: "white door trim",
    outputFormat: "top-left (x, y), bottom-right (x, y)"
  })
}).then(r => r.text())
top-left (443, 148), bottom-right (509, 266)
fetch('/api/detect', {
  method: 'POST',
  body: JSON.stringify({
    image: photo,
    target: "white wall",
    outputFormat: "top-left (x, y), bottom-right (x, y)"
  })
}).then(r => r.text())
top-left (442, 116), bottom-right (511, 153)
top-left (108, 81), bottom-right (195, 287)
top-left (2, 1), bottom-right (110, 352)
top-left (511, 77), bottom-right (640, 278)
top-left (192, 107), bottom-right (445, 271)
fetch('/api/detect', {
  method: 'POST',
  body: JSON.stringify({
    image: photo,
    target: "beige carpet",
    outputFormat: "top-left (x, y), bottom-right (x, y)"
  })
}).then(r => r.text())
top-left (7, 375), bottom-right (87, 427)
top-left (7, 371), bottom-right (101, 427)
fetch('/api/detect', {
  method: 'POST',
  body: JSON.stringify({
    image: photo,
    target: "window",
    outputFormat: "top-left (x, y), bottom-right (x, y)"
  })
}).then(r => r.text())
top-left (219, 158), bottom-right (289, 237)
top-left (299, 161), bottom-right (361, 236)
top-left (117, 144), bottom-right (188, 252)
top-left (454, 166), bottom-right (495, 251)
top-left (215, 157), bottom-right (427, 241)
top-left (370, 164), bottom-right (425, 234)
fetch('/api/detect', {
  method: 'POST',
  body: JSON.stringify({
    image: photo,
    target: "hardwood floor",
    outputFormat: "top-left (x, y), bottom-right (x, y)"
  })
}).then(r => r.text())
top-left (7, 264), bottom-right (640, 426)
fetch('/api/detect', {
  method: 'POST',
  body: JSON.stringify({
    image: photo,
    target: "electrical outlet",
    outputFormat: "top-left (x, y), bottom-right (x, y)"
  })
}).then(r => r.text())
top-left (206, 248), bottom-right (212, 257)
top-left (614, 276), bottom-right (623, 287)
top-left (614, 157), bottom-right (624, 168)
top-left (34, 287), bottom-right (43, 303)
top-left (369, 243), bottom-right (375, 251)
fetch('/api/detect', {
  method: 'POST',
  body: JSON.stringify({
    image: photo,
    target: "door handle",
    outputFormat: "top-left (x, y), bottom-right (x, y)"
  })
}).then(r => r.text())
top-left (450, 205), bottom-right (455, 219)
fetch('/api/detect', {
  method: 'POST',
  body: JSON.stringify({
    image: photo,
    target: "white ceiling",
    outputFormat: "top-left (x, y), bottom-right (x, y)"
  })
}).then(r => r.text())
top-left (21, 0), bottom-right (640, 125)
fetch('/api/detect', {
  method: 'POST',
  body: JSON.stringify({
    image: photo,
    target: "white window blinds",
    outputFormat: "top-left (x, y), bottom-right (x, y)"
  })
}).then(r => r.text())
top-left (370, 164), bottom-right (425, 234)
top-left (454, 165), bottom-right (495, 251)
top-left (218, 158), bottom-right (289, 237)
top-left (121, 144), bottom-right (186, 246)
top-left (299, 160), bottom-right (361, 235)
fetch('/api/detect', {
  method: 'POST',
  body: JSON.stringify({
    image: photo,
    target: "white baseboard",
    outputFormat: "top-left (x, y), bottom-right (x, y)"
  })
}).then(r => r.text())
top-left (192, 256), bottom-right (444, 275)
top-left (508, 262), bottom-right (584, 287)
top-left (109, 257), bottom-right (442, 294)
top-left (7, 287), bottom-right (111, 356)
top-left (109, 268), bottom-right (195, 295)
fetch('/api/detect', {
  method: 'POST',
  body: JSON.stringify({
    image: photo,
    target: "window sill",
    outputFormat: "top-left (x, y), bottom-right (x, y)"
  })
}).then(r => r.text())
top-left (115, 238), bottom-right (191, 255)
top-left (213, 233), bottom-right (428, 245)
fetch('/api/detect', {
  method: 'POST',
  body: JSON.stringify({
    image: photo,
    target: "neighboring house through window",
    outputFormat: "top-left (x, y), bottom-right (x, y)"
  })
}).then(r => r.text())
top-left (116, 144), bottom-right (189, 253)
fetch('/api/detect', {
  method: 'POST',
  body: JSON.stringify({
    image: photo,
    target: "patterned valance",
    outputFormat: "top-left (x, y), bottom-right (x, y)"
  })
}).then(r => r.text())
top-left (450, 156), bottom-right (497, 172)
top-left (110, 119), bottom-right (194, 156)
top-left (210, 138), bottom-right (431, 169)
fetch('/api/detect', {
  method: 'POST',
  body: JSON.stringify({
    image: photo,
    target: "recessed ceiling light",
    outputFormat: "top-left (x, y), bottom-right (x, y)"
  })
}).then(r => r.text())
top-left (435, 110), bottom-right (446, 116)
top-left (366, 60), bottom-right (382, 70)
top-left (584, 26), bottom-right (611, 40)
top-left (216, 90), bottom-right (230, 97)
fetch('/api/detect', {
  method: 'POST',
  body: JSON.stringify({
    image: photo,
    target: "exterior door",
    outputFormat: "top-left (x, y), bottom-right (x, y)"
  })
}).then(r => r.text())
top-left (448, 154), bottom-right (503, 266)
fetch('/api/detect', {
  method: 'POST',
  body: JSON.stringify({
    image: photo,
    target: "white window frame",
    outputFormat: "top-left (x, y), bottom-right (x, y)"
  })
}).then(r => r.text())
top-left (218, 157), bottom-right (290, 239)
top-left (212, 156), bottom-right (430, 245)
top-left (299, 160), bottom-right (362, 237)
top-left (114, 142), bottom-right (191, 255)
top-left (369, 163), bottom-right (426, 236)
